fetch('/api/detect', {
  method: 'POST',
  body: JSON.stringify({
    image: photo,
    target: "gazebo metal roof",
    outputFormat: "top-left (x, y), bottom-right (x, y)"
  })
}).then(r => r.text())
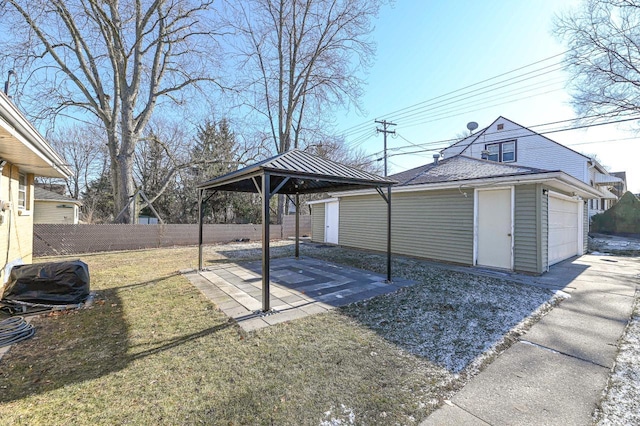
top-left (197, 148), bottom-right (396, 193)
top-left (197, 149), bottom-right (396, 312)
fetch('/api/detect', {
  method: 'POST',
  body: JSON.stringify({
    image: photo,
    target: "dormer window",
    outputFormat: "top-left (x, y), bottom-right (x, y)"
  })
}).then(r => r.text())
top-left (485, 141), bottom-right (516, 163)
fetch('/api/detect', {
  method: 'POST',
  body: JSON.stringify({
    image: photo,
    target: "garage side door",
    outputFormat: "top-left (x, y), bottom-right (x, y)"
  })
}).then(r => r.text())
top-left (548, 193), bottom-right (581, 265)
top-left (324, 201), bottom-right (339, 244)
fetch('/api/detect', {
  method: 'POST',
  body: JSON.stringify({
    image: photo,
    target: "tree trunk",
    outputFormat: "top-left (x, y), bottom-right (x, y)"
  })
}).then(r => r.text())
top-left (114, 153), bottom-right (135, 223)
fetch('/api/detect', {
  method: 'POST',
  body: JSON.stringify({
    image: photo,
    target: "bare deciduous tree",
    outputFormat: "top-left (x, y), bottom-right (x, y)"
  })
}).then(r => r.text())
top-left (555, 0), bottom-right (640, 120)
top-left (226, 0), bottom-right (383, 221)
top-left (49, 123), bottom-right (107, 200)
top-left (0, 0), bottom-right (221, 222)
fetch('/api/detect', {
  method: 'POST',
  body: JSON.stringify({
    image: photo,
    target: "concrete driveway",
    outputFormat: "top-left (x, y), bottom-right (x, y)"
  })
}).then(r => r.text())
top-left (422, 253), bottom-right (639, 425)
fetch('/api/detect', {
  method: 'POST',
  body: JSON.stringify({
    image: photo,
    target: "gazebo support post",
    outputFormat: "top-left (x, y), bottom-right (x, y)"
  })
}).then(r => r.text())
top-left (295, 193), bottom-right (300, 259)
top-left (376, 185), bottom-right (392, 283)
top-left (261, 173), bottom-right (271, 311)
top-left (198, 189), bottom-right (204, 270)
top-left (386, 184), bottom-right (392, 282)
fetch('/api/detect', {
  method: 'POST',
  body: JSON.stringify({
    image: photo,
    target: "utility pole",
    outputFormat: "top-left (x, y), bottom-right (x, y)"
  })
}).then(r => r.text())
top-left (375, 119), bottom-right (396, 177)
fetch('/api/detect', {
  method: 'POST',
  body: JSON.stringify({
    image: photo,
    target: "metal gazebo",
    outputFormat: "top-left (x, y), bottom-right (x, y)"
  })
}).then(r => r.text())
top-left (197, 149), bottom-right (396, 312)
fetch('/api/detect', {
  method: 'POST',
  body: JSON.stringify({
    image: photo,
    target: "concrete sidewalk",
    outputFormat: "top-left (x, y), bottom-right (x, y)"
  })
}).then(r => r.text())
top-left (422, 254), bottom-right (639, 426)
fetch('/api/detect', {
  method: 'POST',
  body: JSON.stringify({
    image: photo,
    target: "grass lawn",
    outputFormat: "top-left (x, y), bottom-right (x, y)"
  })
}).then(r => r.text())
top-left (0, 242), bottom-right (562, 425)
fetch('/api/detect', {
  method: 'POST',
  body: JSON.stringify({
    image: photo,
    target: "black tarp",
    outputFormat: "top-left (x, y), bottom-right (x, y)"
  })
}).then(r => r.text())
top-left (1, 261), bottom-right (90, 304)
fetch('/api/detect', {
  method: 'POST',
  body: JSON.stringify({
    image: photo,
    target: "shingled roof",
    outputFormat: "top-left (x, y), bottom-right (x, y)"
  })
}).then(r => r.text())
top-left (390, 155), bottom-right (548, 187)
top-left (34, 187), bottom-right (82, 205)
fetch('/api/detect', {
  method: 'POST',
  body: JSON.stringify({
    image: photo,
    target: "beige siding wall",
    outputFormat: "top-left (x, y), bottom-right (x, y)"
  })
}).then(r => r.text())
top-left (0, 164), bottom-right (34, 282)
top-left (339, 195), bottom-right (388, 250)
top-left (311, 203), bottom-right (325, 242)
top-left (339, 189), bottom-right (474, 265)
top-left (514, 184), bottom-right (542, 274)
top-left (34, 201), bottom-right (78, 224)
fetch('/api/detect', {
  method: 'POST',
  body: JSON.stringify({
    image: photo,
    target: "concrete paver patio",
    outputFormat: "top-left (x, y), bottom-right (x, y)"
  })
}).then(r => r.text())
top-left (183, 257), bottom-right (415, 331)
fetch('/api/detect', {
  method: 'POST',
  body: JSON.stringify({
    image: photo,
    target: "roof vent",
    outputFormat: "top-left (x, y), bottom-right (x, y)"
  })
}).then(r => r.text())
top-left (433, 154), bottom-right (440, 165)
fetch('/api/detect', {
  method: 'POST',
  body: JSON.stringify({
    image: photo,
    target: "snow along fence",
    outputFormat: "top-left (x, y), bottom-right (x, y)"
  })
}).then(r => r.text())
top-left (34, 216), bottom-right (311, 256)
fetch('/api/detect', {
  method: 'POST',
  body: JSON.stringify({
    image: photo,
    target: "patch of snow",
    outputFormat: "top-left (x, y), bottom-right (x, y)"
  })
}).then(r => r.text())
top-left (342, 272), bottom-right (563, 374)
top-left (595, 295), bottom-right (640, 425)
top-left (553, 290), bottom-right (571, 299)
top-left (320, 404), bottom-right (356, 426)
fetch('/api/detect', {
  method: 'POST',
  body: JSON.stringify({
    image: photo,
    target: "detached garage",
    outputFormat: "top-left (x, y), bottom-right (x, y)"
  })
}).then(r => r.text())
top-left (310, 155), bottom-right (599, 275)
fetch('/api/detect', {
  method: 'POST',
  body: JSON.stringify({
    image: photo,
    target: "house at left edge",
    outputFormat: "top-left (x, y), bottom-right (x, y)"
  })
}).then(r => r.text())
top-left (0, 91), bottom-right (72, 282)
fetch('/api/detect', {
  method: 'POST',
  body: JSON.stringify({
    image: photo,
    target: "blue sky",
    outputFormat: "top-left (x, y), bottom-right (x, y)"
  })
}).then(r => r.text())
top-left (336, 0), bottom-right (640, 192)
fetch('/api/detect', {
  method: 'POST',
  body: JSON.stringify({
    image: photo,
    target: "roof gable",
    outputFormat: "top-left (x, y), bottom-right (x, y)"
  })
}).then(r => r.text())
top-left (442, 116), bottom-right (591, 161)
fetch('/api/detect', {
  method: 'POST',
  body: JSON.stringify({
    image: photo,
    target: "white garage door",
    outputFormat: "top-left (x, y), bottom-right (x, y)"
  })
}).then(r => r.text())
top-left (548, 193), bottom-right (582, 266)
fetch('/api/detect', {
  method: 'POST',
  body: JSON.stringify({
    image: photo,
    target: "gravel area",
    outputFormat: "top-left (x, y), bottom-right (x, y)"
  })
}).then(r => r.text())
top-left (589, 233), bottom-right (640, 256)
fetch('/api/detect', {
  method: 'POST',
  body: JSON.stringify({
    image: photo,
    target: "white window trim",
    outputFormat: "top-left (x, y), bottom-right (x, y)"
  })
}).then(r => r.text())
top-left (18, 173), bottom-right (27, 210)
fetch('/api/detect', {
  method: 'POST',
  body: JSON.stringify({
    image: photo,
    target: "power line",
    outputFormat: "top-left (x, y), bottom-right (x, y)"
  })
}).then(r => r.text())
top-left (397, 77), bottom-right (566, 127)
top-left (340, 22), bottom-right (640, 146)
top-left (374, 111), bottom-right (638, 156)
top-left (340, 54), bottom-right (567, 138)
top-left (340, 65), bottom-right (567, 144)
top-left (383, 115), bottom-right (640, 160)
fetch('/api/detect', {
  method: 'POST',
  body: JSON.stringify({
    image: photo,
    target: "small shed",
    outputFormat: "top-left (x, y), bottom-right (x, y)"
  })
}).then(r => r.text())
top-left (197, 149), bottom-right (396, 311)
top-left (34, 187), bottom-right (82, 224)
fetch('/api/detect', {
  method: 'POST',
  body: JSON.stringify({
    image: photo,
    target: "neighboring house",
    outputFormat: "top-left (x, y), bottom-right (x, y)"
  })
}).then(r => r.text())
top-left (0, 91), bottom-right (72, 282)
top-left (440, 116), bottom-right (623, 220)
top-left (610, 171), bottom-right (627, 198)
top-left (137, 215), bottom-right (159, 224)
top-left (310, 155), bottom-right (601, 275)
top-left (34, 187), bottom-right (81, 224)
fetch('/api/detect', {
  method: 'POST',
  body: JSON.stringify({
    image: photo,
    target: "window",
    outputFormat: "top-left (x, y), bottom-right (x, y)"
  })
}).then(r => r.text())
top-left (485, 141), bottom-right (517, 163)
top-left (487, 144), bottom-right (500, 162)
top-left (502, 141), bottom-right (515, 162)
top-left (18, 173), bottom-right (27, 209)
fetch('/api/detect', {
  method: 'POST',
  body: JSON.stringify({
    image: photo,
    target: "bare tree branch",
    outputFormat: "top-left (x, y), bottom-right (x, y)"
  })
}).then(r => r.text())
top-left (0, 0), bottom-right (221, 223)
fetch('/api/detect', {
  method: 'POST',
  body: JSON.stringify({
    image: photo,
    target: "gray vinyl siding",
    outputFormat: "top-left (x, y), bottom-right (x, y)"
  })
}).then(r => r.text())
top-left (311, 203), bottom-right (325, 243)
top-left (514, 184), bottom-right (541, 273)
top-left (339, 189), bottom-right (474, 265)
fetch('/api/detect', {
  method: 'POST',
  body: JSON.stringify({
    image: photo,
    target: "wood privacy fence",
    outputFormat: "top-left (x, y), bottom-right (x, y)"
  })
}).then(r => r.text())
top-left (34, 215), bottom-right (312, 257)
